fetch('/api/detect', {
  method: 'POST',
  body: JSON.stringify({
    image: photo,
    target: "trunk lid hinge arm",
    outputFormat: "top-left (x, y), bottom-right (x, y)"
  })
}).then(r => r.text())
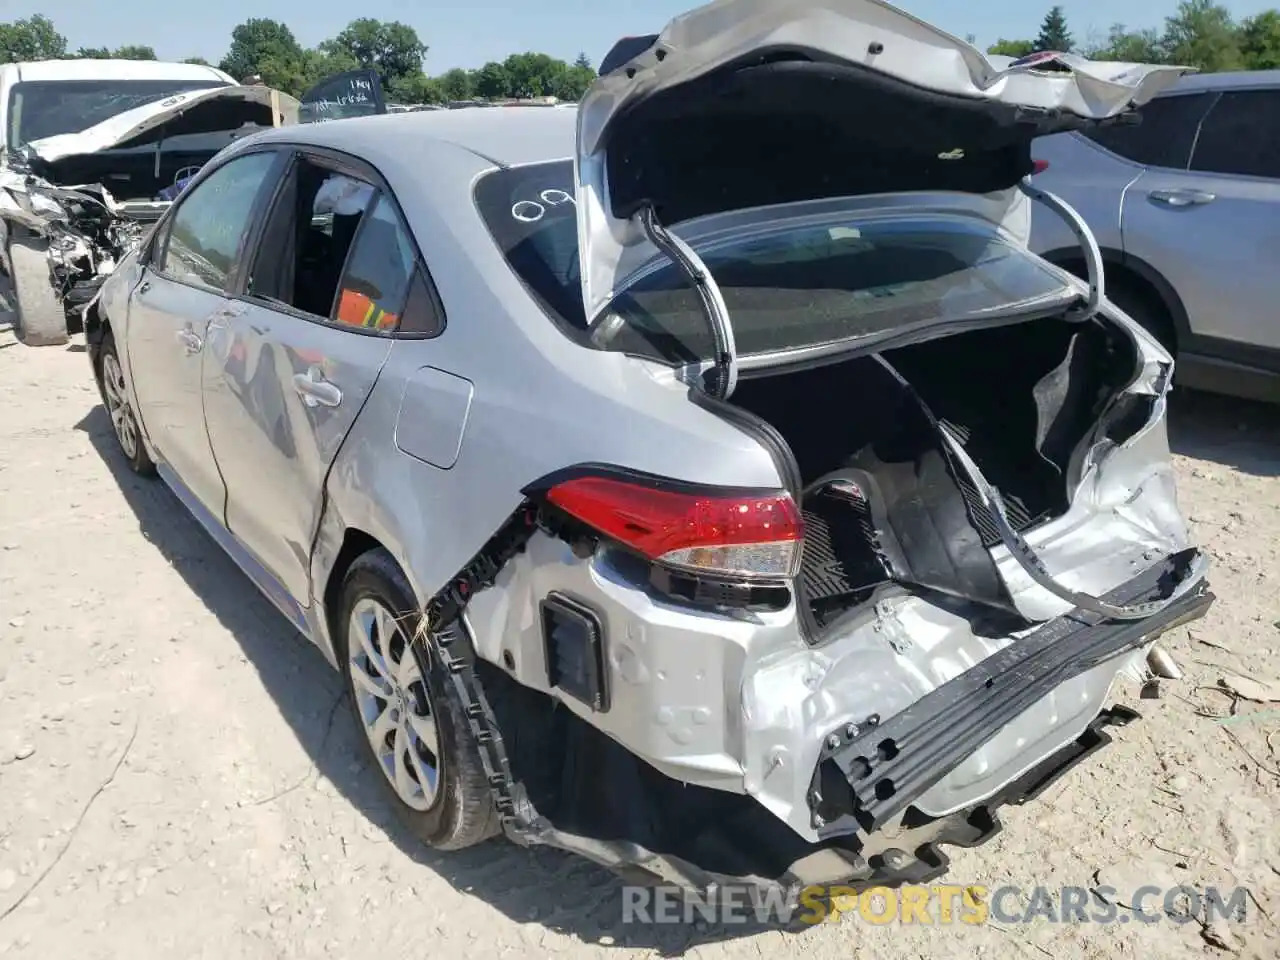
top-left (1019, 177), bottom-right (1105, 324)
top-left (638, 204), bottom-right (738, 399)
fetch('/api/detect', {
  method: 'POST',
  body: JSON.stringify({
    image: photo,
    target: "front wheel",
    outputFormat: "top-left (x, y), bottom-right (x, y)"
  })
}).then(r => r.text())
top-left (337, 548), bottom-right (500, 850)
top-left (96, 332), bottom-right (155, 476)
top-left (7, 235), bottom-right (68, 347)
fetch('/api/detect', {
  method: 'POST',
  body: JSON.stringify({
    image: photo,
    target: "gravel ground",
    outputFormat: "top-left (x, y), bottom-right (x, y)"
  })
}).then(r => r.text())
top-left (0, 308), bottom-right (1277, 959)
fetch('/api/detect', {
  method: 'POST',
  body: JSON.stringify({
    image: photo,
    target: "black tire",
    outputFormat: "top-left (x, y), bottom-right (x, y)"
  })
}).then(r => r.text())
top-left (95, 331), bottom-right (156, 476)
top-left (7, 235), bottom-right (68, 347)
top-left (336, 548), bottom-right (500, 850)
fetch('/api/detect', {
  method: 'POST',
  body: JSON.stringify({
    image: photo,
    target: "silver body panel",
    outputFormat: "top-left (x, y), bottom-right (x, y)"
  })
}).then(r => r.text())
top-left (93, 11), bottom-right (1200, 851)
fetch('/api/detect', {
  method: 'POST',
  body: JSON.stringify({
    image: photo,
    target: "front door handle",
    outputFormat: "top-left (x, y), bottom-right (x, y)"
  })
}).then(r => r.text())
top-left (1148, 188), bottom-right (1216, 208)
top-left (176, 328), bottom-right (203, 354)
top-left (137, 280), bottom-right (151, 295)
top-left (292, 366), bottom-right (342, 408)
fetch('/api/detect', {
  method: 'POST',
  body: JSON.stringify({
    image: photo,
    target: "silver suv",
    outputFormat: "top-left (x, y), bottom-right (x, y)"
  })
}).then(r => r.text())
top-left (1029, 70), bottom-right (1280, 404)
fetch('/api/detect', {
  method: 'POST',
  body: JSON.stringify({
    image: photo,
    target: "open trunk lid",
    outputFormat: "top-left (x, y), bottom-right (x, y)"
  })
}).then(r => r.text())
top-left (573, 0), bottom-right (1191, 329)
top-left (24, 84), bottom-right (300, 164)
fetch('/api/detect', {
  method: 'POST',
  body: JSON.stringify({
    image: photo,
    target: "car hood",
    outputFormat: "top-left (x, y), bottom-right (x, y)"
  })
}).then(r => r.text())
top-left (573, 0), bottom-right (1193, 325)
top-left (24, 85), bottom-right (300, 163)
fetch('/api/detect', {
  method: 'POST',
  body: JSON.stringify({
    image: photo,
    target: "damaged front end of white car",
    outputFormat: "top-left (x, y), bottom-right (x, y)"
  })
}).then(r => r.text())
top-left (443, 0), bottom-right (1214, 907)
top-left (0, 83), bottom-right (298, 339)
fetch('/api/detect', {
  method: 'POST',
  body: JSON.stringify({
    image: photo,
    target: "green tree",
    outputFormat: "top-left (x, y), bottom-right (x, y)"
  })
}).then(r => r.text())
top-left (1033, 6), bottom-right (1074, 52)
top-left (573, 52), bottom-right (593, 70)
top-left (1085, 24), bottom-right (1166, 61)
top-left (500, 52), bottom-right (571, 98)
top-left (295, 46), bottom-right (361, 93)
top-left (472, 60), bottom-right (511, 98)
top-left (183, 56), bottom-right (211, 66)
top-left (438, 67), bottom-right (474, 100)
top-left (1161, 0), bottom-right (1244, 70)
top-left (324, 19), bottom-right (427, 95)
top-left (987, 38), bottom-right (1036, 57)
top-left (111, 45), bottom-right (158, 60)
top-left (389, 72), bottom-right (443, 104)
top-left (0, 15), bottom-right (68, 62)
top-left (553, 63), bottom-right (596, 100)
top-left (219, 19), bottom-right (307, 89)
top-left (1239, 10), bottom-right (1280, 69)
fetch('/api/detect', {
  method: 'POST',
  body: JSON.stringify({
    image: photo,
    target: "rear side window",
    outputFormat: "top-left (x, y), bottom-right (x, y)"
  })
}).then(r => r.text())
top-left (1082, 92), bottom-right (1215, 169)
top-left (160, 151), bottom-right (278, 291)
top-left (1189, 89), bottom-right (1280, 180)
top-left (335, 194), bottom-right (419, 332)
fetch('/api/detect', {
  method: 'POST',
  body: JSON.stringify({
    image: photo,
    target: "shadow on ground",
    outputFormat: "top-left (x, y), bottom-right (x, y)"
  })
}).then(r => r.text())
top-left (75, 405), bottom-right (781, 955)
top-left (1168, 387), bottom-right (1280, 477)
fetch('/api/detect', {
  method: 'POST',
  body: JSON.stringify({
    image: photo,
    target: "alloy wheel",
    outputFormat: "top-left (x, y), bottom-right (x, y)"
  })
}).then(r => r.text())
top-left (101, 352), bottom-right (139, 461)
top-left (347, 598), bottom-right (442, 810)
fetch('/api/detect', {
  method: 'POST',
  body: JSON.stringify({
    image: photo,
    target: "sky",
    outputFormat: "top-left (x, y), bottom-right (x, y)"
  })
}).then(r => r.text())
top-left (5, 0), bottom-right (1277, 73)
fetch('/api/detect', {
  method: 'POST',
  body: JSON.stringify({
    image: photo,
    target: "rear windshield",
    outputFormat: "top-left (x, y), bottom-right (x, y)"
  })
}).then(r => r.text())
top-left (474, 160), bottom-right (1072, 364)
top-left (7, 79), bottom-right (228, 148)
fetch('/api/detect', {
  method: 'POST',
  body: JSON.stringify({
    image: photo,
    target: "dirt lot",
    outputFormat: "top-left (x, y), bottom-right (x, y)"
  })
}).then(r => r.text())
top-left (0, 304), bottom-right (1277, 959)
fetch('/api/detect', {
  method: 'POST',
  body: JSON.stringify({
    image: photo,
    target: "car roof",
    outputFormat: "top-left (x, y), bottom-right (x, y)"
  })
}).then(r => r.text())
top-left (250, 106), bottom-right (577, 168)
top-left (1162, 69), bottom-right (1280, 95)
top-left (10, 59), bottom-right (233, 84)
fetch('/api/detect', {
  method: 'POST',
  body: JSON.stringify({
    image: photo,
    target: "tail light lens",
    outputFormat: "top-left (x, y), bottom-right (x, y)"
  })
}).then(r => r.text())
top-left (1032, 159), bottom-right (1050, 175)
top-left (544, 475), bottom-right (803, 580)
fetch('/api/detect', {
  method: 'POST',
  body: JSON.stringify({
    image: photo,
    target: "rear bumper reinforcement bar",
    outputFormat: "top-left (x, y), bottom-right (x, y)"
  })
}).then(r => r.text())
top-left (808, 547), bottom-right (1214, 838)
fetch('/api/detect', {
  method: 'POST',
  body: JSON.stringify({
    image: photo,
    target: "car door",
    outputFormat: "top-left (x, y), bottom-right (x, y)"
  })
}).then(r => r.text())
top-left (201, 148), bottom-right (432, 604)
top-left (1121, 85), bottom-right (1280, 352)
top-left (125, 147), bottom-right (285, 515)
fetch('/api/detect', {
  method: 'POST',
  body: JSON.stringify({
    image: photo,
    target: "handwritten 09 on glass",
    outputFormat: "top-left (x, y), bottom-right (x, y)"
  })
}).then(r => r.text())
top-left (510, 188), bottom-right (575, 223)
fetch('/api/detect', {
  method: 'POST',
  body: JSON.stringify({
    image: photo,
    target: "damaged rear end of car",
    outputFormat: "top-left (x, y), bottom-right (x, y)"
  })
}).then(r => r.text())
top-left (421, 0), bottom-right (1213, 906)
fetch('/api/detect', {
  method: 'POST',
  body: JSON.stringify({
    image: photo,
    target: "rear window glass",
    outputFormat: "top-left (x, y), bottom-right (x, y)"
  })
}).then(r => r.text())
top-left (475, 161), bottom-right (1071, 364)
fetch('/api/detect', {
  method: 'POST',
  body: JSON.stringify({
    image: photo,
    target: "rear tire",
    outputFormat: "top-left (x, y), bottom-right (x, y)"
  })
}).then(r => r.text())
top-left (336, 548), bottom-right (500, 850)
top-left (7, 235), bottom-right (68, 347)
top-left (96, 332), bottom-right (155, 476)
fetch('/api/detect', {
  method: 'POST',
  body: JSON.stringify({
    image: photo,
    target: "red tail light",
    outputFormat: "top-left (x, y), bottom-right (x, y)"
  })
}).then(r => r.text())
top-left (1032, 159), bottom-right (1050, 175)
top-left (544, 475), bottom-right (803, 580)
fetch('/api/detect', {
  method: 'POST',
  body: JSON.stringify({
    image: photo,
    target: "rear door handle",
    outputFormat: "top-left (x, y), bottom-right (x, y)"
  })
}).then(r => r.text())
top-left (292, 366), bottom-right (342, 408)
top-left (176, 328), bottom-right (203, 354)
top-left (1148, 188), bottom-right (1215, 208)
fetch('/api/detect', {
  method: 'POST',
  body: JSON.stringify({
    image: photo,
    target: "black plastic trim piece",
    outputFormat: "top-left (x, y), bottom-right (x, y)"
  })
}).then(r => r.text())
top-left (507, 703), bottom-right (1145, 906)
top-left (809, 548), bottom-right (1213, 837)
top-left (540, 592), bottom-right (610, 712)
